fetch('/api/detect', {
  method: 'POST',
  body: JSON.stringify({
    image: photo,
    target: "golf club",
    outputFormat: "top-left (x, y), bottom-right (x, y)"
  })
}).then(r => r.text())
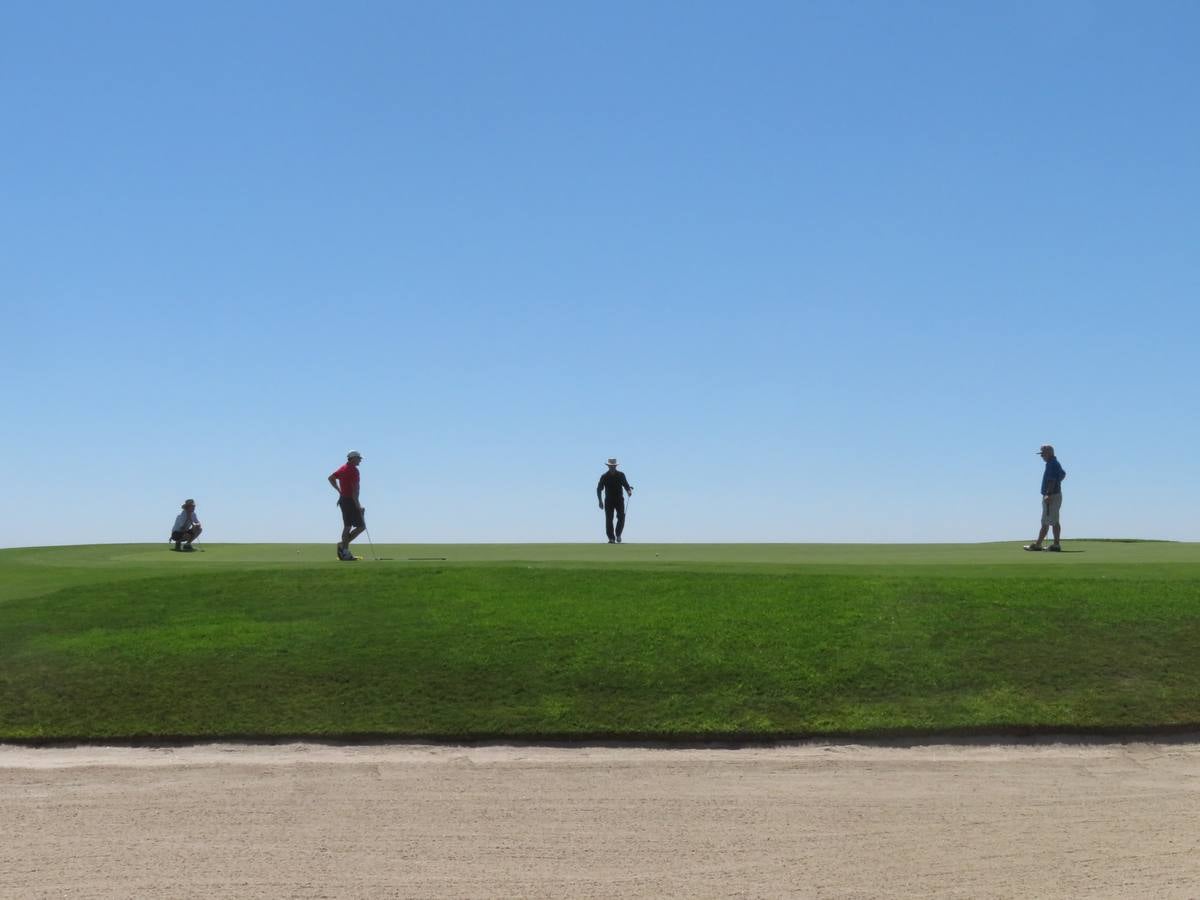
top-left (363, 526), bottom-right (394, 561)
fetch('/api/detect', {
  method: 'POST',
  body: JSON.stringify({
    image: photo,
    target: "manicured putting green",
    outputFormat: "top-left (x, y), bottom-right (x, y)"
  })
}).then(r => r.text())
top-left (2, 542), bottom-right (1199, 741)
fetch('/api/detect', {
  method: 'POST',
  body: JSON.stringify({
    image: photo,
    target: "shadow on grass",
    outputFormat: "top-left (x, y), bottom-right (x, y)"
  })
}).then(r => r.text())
top-left (8, 722), bottom-right (1200, 750)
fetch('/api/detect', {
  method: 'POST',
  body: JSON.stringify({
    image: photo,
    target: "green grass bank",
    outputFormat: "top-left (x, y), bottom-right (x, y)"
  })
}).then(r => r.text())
top-left (2, 542), bottom-right (1200, 741)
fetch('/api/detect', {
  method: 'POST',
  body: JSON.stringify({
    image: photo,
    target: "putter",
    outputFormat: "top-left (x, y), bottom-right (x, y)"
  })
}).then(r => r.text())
top-left (364, 527), bottom-right (394, 561)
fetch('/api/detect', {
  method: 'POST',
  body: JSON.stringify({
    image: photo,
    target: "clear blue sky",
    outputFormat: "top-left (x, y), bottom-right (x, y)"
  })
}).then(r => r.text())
top-left (3, 1), bottom-right (1198, 547)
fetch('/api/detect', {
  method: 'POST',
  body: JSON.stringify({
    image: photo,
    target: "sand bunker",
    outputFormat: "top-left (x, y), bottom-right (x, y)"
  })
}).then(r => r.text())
top-left (4, 739), bottom-right (1200, 898)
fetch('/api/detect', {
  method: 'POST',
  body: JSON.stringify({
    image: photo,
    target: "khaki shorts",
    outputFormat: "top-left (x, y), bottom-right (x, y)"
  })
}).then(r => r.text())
top-left (1041, 493), bottom-right (1063, 527)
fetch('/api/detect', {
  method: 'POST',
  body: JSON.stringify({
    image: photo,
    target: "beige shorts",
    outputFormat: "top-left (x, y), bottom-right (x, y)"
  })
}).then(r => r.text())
top-left (1041, 493), bottom-right (1063, 527)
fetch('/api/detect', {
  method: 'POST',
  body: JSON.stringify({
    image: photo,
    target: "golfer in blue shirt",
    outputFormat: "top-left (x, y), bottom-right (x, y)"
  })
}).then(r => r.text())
top-left (1025, 445), bottom-right (1067, 552)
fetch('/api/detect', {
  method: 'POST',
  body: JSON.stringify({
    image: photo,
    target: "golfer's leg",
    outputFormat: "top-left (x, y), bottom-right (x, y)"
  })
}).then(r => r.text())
top-left (337, 498), bottom-right (351, 549)
top-left (615, 501), bottom-right (626, 538)
top-left (1034, 500), bottom-right (1051, 544)
top-left (347, 507), bottom-right (366, 544)
top-left (605, 504), bottom-right (615, 541)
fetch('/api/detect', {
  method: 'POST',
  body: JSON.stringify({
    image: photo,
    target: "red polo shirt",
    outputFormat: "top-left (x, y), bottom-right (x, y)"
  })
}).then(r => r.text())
top-left (330, 463), bottom-right (360, 496)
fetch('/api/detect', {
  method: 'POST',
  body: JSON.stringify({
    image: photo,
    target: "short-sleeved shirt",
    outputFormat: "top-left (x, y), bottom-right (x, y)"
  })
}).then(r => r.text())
top-left (331, 463), bottom-right (361, 496)
top-left (597, 469), bottom-right (632, 502)
top-left (1041, 458), bottom-right (1066, 495)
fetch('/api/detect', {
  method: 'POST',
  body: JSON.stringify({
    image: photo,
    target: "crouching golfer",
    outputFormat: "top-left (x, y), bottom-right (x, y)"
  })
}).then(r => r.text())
top-left (1025, 444), bottom-right (1066, 552)
top-left (170, 499), bottom-right (202, 551)
top-left (328, 451), bottom-right (365, 561)
top-left (597, 458), bottom-right (634, 543)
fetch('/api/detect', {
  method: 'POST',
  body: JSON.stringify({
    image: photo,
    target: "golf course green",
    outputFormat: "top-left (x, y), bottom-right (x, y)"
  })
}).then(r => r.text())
top-left (3, 541), bottom-right (1199, 742)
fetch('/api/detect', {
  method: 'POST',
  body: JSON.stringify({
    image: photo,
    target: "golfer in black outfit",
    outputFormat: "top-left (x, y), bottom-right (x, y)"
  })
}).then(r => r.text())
top-left (597, 458), bottom-right (634, 543)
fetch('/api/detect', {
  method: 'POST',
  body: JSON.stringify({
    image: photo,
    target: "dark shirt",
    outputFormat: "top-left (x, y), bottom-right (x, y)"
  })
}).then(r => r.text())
top-left (597, 469), bottom-right (632, 503)
top-left (1041, 458), bottom-right (1066, 495)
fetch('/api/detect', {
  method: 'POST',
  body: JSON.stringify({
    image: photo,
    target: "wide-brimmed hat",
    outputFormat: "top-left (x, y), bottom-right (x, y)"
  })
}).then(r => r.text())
top-left (606, 458), bottom-right (618, 467)
top-left (347, 451), bottom-right (363, 460)
top-left (182, 499), bottom-right (195, 508)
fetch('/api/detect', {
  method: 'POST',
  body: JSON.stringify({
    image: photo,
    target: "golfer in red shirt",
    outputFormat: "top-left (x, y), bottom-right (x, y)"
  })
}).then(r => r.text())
top-left (328, 451), bottom-right (365, 561)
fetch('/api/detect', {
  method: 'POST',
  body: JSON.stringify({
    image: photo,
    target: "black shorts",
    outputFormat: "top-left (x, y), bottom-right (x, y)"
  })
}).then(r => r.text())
top-left (339, 496), bottom-right (365, 529)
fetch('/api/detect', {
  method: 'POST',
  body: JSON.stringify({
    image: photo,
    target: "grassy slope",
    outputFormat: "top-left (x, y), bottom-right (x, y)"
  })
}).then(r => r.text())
top-left (2, 542), bottom-right (1200, 741)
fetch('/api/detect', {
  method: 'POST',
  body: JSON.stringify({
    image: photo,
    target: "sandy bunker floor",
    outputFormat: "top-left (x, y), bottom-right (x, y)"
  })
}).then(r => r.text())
top-left (3, 739), bottom-right (1200, 898)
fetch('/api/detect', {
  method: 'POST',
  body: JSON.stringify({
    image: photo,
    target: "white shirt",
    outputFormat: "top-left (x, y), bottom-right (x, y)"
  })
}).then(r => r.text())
top-left (172, 510), bottom-right (200, 532)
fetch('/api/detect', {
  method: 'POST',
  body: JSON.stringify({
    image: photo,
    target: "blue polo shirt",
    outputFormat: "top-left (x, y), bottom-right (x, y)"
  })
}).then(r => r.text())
top-left (1041, 458), bottom-right (1066, 495)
